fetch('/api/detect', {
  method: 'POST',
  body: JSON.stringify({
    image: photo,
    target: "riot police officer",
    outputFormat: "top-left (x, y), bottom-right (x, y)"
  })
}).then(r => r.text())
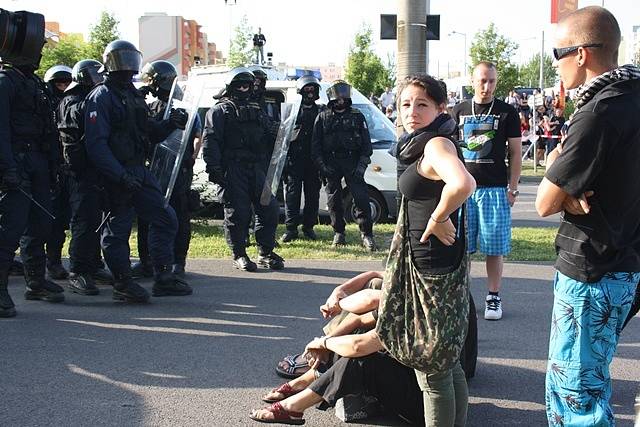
top-left (248, 65), bottom-right (280, 123)
top-left (0, 10), bottom-right (65, 318)
top-left (136, 60), bottom-right (201, 278)
top-left (43, 64), bottom-right (73, 280)
top-left (84, 40), bottom-right (192, 302)
top-left (311, 80), bottom-right (377, 251)
top-left (57, 59), bottom-right (114, 295)
top-left (281, 75), bottom-right (324, 242)
top-left (203, 67), bottom-right (284, 272)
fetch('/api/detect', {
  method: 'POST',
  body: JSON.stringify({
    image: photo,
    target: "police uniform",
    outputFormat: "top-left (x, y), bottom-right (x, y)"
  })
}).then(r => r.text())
top-left (282, 102), bottom-right (324, 239)
top-left (311, 104), bottom-right (374, 245)
top-left (202, 67), bottom-right (283, 271)
top-left (0, 66), bottom-right (65, 314)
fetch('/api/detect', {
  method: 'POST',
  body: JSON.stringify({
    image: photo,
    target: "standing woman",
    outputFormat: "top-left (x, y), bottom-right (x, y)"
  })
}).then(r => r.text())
top-left (377, 73), bottom-right (476, 426)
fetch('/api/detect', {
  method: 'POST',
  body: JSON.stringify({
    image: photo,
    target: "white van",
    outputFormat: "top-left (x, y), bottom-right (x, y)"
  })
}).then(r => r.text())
top-left (189, 72), bottom-right (398, 223)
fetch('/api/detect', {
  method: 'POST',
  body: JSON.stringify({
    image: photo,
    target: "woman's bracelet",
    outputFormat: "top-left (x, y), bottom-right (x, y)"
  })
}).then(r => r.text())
top-left (430, 215), bottom-right (449, 224)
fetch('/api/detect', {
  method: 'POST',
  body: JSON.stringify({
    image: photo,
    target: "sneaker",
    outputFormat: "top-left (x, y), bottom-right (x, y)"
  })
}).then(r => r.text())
top-left (113, 278), bottom-right (150, 303)
top-left (484, 294), bottom-right (503, 320)
top-left (25, 279), bottom-right (65, 303)
top-left (332, 232), bottom-right (346, 247)
top-left (68, 273), bottom-right (100, 296)
top-left (233, 255), bottom-right (257, 272)
top-left (92, 268), bottom-right (114, 286)
top-left (280, 229), bottom-right (299, 243)
top-left (361, 233), bottom-right (377, 252)
top-left (152, 268), bottom-right (192, 297)
top-left (131, 261), bottom-right (154, 279)
top-left (301, 227), bottom-right (317, 240)
top-left (257, 252), bottom-right (285, 270)
top-left (47, 263), bottom-right (69, 280)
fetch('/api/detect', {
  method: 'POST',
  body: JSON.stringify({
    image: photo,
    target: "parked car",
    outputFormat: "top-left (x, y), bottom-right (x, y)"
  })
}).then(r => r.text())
top-left (188, 71), bottom-right (398, 223)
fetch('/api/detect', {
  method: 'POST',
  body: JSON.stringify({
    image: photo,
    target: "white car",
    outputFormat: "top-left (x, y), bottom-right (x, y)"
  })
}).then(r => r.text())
top-left (189, 72), bottom-right (398, 223)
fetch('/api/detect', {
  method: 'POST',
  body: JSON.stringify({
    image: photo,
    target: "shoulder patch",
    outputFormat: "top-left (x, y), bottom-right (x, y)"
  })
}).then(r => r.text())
top-left (88, 111), bottom-right (98, 124)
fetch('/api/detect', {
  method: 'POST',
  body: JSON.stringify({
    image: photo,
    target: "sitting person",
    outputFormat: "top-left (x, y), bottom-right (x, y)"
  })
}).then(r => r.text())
top-left (275, 270), bottom-right (383, 379)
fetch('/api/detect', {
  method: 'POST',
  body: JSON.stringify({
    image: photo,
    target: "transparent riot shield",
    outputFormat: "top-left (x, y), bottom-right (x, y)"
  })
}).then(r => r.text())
top-left (260, 99), bottom-right (301, 206)
top-left (149, 76), bottom-right (204, 207)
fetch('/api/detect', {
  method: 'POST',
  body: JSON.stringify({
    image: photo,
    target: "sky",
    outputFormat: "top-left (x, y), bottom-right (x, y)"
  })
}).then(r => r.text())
top-left (2, 0), bottom-right (637, 78)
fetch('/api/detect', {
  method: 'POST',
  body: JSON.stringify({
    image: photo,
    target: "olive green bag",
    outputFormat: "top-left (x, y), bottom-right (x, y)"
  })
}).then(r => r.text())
top-left (375, 198), bottom-right (470, 373)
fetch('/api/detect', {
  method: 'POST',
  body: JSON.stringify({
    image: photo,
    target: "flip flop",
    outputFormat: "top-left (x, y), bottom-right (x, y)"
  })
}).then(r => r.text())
top-left (249, 402), bottom-right (305, 425)
top-left (262, 382), bottom-right (301, 403)
top-left (275, 353), bottom-right (310, 379)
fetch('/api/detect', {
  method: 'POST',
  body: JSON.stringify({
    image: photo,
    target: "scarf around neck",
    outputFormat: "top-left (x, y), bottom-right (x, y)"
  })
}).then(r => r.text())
top-left (574, 64), bottom-right (640, 109)
top-left (393, 113), bottom-right (458, 165)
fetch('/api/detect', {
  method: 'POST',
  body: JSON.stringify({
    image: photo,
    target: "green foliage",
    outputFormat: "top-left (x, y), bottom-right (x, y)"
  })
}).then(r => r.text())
top-left (518, 53), bottom-right (557, 88)
top-left (345, 25), bottom-right (393, 97)
top-left (227, 15), bottom-right (253, 67)
top-left (38, 34), bottom-right (90, 78)
top-left (468, 23), bottom-right (519, 98)
top-left (563, 98), bottom-right (575, 118)
top-left (86, 11), bottom-right (120, 61)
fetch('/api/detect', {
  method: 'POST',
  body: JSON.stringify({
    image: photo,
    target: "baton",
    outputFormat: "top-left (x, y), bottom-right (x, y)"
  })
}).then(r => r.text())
top-left (18, 188), bottom-right (56, 220)
top-left (95, 211), bottom-right (111, 233)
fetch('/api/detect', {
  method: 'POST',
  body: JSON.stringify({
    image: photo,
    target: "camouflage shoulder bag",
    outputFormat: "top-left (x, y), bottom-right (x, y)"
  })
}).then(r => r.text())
top-left (375, 197), bottom-right (470, 373)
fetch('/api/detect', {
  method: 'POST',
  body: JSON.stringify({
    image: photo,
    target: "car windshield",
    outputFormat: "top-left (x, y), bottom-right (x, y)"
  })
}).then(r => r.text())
top-left (353, 103), bottom-right (396, 149)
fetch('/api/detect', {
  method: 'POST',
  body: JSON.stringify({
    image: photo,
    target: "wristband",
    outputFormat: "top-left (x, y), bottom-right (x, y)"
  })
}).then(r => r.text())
top-left (430, 215), bottom-right (448, 224)
top-left (322, 336), bottom-right (330, 349)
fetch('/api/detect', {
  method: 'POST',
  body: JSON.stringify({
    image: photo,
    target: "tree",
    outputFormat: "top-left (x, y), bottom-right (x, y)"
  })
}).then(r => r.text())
top-left (518, 53), bottom-right (557, 88)
top-left (468, 23), bottom-right (519, 98)
top-left (227, 15), bottom-right (253, 67)
top-left (38, 34), bottom-right (91, 78)
top-left (344, 26), bottom-right (393, 97)
top-left (87, 11), bottom-right (120, 61)
top-left (634, 44), bottom-right (640, 67)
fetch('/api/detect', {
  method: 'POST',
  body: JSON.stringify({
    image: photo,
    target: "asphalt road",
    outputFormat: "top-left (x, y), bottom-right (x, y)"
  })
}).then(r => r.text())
top-left (2, 258), bottom-right (638, 426)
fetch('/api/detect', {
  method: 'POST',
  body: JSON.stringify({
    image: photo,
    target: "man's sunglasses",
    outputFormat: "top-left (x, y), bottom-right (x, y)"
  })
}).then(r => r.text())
top-left (552, 43), bottom-right (603, 60)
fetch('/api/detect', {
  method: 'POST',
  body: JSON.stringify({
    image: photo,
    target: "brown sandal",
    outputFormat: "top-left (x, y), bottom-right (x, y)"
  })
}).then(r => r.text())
top-left (262, 382), bottom-right (301, 403)
top-left (249, 402), bottom-right (305, 425)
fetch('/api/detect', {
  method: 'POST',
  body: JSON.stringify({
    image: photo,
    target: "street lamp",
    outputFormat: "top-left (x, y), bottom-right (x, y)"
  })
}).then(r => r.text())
top-left (448, 30), bottom-right (467, 79)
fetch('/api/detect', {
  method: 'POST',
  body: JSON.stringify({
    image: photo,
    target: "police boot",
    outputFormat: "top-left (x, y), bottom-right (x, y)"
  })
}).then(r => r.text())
top-left (302, 227), bottom-right (317, 240)
top-left (280, 228), bottom-right (299, 243)
top-left (24, 268), bottom-right (65, 303)
top-left (257, 251), bottom-right (285, 270)
top-left (361, 233), bottom-right (377, 252)
top-left (92, 268), bottom-right (114, 286)
top-left (9, 259), bottom-right (24, 276)
top-left (0, 269), bottom-right (17, 318)
top-left (152, 266), bottom-right (193, 297)
top-left (172, 263), bottom-right (186, 278)
top-left (112, 273), bottom-right (150, 303)
top-left (47, 263), bottom-right (69, 280)
top-left (131, 260), bottom-right (154, 279)
top-left (233, 255), bottom-right (258, 272)
top-left (68, 273), bottom-right (100, 296)
top-left (332, 232), bottom-right (346, 247)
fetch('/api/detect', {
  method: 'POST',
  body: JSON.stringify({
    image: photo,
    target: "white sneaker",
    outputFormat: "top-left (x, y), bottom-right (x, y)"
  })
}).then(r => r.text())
top-left (484, 294), bottom-right (503, 320)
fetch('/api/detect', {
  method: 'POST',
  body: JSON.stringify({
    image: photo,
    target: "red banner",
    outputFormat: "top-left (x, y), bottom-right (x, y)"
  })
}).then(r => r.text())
top-left (551, 0), bottom-right (578, 23)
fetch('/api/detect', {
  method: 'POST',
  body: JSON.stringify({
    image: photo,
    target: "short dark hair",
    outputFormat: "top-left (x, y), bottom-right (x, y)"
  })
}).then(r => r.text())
top-left (475, 61), bottom-right (496, 71)
top-left (396, 73), bottom-right (447, 107)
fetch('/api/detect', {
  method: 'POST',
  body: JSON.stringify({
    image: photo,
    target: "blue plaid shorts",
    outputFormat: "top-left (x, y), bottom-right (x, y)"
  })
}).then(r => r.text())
top-left (466, 187), bottom-right (511, 256)
top-left (546, 271), bottom-right (639, 426)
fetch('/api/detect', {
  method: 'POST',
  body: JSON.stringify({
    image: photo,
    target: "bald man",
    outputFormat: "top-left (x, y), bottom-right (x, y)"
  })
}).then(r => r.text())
top-left (536, 6), bottom-right (640, 425)
top-left (453, 61), bottom-right (522, 322)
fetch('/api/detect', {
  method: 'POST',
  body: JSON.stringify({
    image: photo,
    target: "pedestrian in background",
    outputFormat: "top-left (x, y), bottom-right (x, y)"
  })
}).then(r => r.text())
top-left (536, 6), bottom-right (640, 425)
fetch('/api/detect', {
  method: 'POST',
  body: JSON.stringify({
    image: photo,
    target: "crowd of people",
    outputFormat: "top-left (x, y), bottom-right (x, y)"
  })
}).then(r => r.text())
top-left (1, 4), bottom-right (639, 427)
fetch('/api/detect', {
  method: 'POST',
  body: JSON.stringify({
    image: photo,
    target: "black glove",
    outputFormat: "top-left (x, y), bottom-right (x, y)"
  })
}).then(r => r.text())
top-left (120, 171), bottom-right (143, 193)
top-left (169, 108), bottom-right (188, 130)
top-left (0, 168), bottom-right (21, 191)
top-left (353, 162), bottom-right (367, 179)
top-left (138, 85), bottom-right (153, 97)
top-left (207, 167), bottom-right (226, 187)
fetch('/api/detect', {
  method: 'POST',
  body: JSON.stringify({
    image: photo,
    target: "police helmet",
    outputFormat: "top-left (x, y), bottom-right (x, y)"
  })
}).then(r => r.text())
top-left (224, 66), bottom-right (255, 88)
top-left (100, 40), bottom-right (142, 73)
top-left (66, 59), bottom-right (102, 91)
top-left (248, 65), bottom-right (267, 80)
top-left (140, 60), bottom-right (177, 95)
top-left (44, 64), bottom-right (72, 83)
top-left (326, 80), bottom-right (352, 102)
top-left (296, 75), bottom-right (320, 94)
top-left (0, 9), bottom-right (45, 67)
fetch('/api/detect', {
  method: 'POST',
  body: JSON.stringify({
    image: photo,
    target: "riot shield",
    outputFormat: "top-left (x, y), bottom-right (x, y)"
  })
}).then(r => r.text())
top-left (149, 76), bottom-right (204, 207)
top-left (260, 99), bottom-right (301, 206)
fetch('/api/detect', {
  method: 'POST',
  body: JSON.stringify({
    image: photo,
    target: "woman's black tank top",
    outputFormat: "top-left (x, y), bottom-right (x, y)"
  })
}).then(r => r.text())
top-left (398, 158), bottom-right (465, 274)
